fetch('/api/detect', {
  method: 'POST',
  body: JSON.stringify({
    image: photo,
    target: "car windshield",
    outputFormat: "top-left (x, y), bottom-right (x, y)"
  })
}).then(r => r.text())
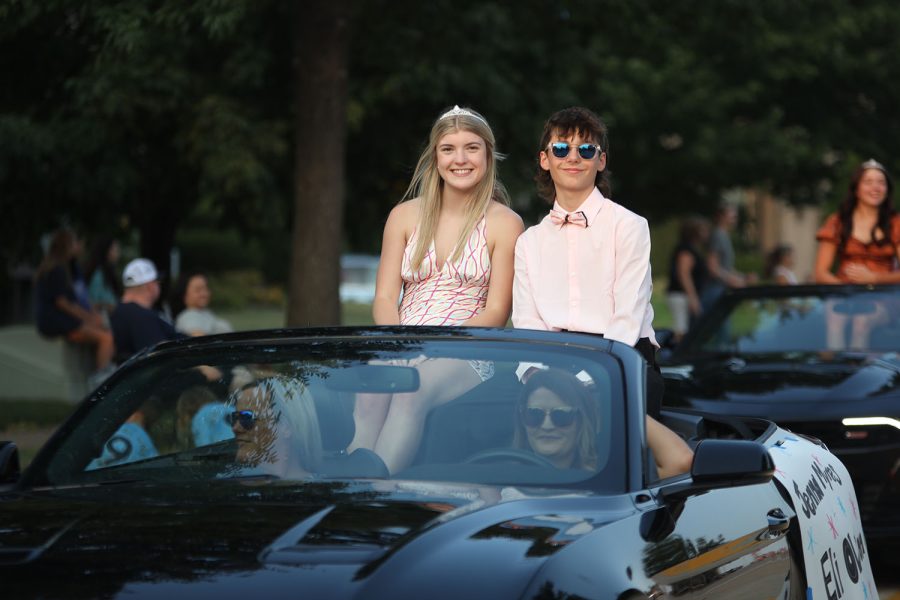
top-left (679, 288), bottom-right (900, 356)
top-left (30, 336), bottom-right (626, 493)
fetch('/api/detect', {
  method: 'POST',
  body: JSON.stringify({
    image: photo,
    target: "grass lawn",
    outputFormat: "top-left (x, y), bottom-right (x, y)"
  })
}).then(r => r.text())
top-left (218, 302), bottom-right (375, 331)
top-left (217, 297), bottom-right (671, 330)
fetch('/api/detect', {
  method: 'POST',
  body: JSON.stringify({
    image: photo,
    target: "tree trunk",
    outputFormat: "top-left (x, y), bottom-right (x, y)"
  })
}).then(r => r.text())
top-left (286, 3), bottom-right (352, 327)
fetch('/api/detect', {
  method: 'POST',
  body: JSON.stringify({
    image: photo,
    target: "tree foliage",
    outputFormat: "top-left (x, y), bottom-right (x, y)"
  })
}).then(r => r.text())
top-left (4, 0), bottom-right (900, 322)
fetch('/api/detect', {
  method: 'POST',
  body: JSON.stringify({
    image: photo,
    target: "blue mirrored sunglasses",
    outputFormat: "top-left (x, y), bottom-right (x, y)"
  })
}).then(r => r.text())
top-left (549, 142), bottom-right (602, 160)
top-left (226, 410), bottom-right (257, 430)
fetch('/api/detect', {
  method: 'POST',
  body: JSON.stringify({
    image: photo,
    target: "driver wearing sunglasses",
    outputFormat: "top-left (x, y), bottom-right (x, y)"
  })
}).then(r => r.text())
top-left (512, 369), bottom-right (601, 471)
top-left (512, 368), bottom-right (693, 478)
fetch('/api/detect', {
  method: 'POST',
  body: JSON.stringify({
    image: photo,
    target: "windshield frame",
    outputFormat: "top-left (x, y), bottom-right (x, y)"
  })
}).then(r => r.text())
top-left (669, 283), bottom-right (900, 360)
top-left (22, 330), bottom-right (634, 495)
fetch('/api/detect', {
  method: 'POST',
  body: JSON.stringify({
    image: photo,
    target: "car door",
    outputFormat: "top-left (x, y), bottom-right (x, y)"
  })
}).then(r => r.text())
top-left (640, 480), bottom-right (796, 598)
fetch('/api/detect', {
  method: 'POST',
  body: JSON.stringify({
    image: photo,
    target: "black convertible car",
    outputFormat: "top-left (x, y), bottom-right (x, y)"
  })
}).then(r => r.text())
top-left (661, 284), bottom-right (900, 549)
top-left (0, 327), bottom-right (873, 598)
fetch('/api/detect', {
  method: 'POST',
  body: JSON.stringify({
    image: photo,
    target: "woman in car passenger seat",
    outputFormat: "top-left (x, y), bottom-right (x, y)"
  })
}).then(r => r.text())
top-left (345, 105), bottom-right (524, 474)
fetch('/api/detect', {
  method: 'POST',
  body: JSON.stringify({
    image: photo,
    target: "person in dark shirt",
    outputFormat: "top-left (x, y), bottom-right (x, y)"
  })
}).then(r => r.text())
top-left (666, 216), bottom-right (711, 342)
top-left (109, 258), bottom-right (183, 362)
top-left (34, 229), bottom-right (114, 372)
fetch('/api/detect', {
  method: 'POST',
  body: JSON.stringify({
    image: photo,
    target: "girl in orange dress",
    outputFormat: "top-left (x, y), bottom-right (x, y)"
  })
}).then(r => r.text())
top-left (814, 159), bottom-right (900, 348)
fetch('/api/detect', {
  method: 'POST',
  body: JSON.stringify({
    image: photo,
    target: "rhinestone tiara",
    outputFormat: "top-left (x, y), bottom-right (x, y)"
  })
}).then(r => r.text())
top-left (438, 105), bottom-right (488, 125)
top-left (861, 158), bottom-right (886, 171)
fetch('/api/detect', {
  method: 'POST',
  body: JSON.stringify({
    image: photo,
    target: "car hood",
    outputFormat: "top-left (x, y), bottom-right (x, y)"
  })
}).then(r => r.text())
top-left (0, 478), bottom-right (632, 599)
top-left (663, 352), bottom-right (900, 416)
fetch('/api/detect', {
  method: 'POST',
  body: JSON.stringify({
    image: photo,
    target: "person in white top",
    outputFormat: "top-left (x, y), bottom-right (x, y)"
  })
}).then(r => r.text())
top-left (171, 272), bottom-right (233, 336)
top-left (765, 245), bottom-right (799, 285)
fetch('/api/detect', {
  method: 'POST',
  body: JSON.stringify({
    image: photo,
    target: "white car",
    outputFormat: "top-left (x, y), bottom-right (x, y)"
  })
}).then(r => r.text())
top-left (339, 254), bottom-right (379, 304)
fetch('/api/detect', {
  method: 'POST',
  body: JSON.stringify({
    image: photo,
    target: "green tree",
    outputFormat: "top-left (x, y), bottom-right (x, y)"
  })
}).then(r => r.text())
top-left (6, 0), bottom-right (900, 325)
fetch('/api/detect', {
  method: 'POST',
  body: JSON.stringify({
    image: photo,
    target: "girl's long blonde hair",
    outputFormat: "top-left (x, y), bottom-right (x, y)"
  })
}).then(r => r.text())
top-left (403, 106), bottom-right (509, 270)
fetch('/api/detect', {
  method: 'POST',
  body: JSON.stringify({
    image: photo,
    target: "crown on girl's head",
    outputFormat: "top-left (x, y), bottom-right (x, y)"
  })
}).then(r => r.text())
top-left (439, 105), bottom-right (488, 125)
top-left (861, 158), bottom-right (886, 171)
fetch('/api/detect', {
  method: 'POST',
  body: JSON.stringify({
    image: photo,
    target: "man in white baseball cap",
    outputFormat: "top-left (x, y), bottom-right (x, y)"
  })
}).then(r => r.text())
top-left (109, 258), bottom-right (183, 361)
top-left (122, 258), bottom-right (158, 288)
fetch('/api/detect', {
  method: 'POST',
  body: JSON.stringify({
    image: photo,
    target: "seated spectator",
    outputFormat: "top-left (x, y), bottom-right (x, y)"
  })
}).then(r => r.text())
top-left (226, 376), bottom-right (323, 479)
top-left (170, 271), bottom-right (233, 336)
top-left (765, 245), bottom-right (799, 285)
top-left (34, 228), bottom-right (114, 374)
top-left (85, 236), bottom-right (122, 314)
top-left (87, 401), bottom-right (160, 469)
top-left (109, 258), bottom-right (184, 362)
top-left (176, 385), bottom-right (233, 448)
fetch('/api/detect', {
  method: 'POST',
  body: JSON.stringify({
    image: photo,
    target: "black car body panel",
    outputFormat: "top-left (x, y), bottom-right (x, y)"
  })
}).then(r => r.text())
top-left (661, 285), bottom-right (900, 542)
top-left (0, 327), bottom-right (858, 598)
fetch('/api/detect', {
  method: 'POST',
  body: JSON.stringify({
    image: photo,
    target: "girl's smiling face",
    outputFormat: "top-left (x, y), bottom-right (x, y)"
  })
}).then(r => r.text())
top-left (435, 130), bottom-right (487, 195)
top-left (856, 168), bottom-right (888, 209)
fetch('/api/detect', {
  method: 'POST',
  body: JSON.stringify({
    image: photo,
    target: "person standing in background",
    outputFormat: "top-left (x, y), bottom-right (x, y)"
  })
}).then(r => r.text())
top-left (666, 216), bottom-right (710, 342)
top-left (702, 202), bottom-right (756, 310)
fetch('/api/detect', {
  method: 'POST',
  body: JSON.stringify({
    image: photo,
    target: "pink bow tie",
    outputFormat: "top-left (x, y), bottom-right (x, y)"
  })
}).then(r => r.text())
top-left (550, 209), bottom-right (588, 228)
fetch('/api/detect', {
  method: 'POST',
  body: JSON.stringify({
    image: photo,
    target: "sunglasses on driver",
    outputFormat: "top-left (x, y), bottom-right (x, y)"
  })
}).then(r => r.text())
top-left (548, 142), bottom-right (603, 160)
top-left (521, 406), bottom-right (578, 428)
top-left (226, 410), bottom-right (257, 430)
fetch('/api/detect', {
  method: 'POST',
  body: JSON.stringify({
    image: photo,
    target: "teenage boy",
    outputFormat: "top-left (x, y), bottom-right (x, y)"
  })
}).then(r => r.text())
top-left (513, 106), bottom-right (692, 477)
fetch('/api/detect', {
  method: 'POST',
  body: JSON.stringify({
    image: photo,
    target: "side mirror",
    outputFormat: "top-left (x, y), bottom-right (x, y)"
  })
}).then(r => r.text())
top-left (0, 441), bottom-right (21, 484)
top-left (660, 439), bottom-right (773, 502)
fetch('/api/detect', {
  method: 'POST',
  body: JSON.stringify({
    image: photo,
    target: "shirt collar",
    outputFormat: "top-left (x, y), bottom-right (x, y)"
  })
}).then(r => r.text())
top-left (551, 187), bottom-right (607, 227)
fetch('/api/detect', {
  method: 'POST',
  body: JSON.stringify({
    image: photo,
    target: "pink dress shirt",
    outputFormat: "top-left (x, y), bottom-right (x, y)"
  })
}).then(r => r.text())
top-left (513, 187), bottom-right (658, 347)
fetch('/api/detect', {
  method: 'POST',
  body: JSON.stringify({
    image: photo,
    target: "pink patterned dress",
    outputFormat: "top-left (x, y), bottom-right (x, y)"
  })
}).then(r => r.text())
top-left (399, 218), bottom-right (491, 326)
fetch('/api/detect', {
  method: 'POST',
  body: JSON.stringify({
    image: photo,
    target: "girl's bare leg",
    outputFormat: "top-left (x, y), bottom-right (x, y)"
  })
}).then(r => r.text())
top-left (849, 304), bottom-right (888, 350)
top-left (68, 324), bottom-right (114, 370)
top-left (346, 393), bottom-right (392, 453)
top-left (824, 305), bottom-right (848, 350)
top-left (373, 359), bottom-right (481, 474)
